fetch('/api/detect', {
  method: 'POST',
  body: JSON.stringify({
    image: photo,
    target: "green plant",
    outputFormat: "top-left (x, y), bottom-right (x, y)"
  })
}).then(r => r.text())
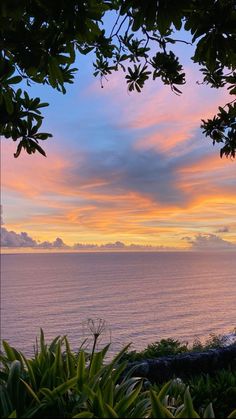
top-left (122, 338), bottom-right (189, 362)
top-left (122, 332), bottom-right (236, 362)
top-left (0, 330), bottom-right (148, 418)
top-left (1, 331), bottom-right (236, 418)
top-left (187, 369), bottom-right (236, 418)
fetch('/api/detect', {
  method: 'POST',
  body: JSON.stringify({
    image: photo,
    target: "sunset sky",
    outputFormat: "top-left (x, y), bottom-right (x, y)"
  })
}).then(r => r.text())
top-left (1, 34), bottom-right (236, 251)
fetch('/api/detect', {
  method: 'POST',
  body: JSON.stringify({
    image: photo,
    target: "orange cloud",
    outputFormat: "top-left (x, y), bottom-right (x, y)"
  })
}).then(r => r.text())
top-left (1, 141), bottom-right (72, 197)
top-left (134, 88), bottom-right (229, 153)
top-left (2, 67), bottom-right (235, 250)
top-left (85, 65), bottom-right (231, 154)
top-left (5, 180), bottom-right (235, 248)
top-left (178, 153), bottom-right (232, 173)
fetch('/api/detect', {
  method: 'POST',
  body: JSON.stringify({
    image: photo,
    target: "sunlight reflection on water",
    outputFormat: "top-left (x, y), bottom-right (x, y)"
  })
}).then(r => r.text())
top-left (2, 251), bottom-right (236, 356)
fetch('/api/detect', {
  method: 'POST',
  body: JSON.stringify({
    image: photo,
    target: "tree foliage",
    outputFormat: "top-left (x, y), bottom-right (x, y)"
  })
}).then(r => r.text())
top-left (1, 0), bottom-right (235, 158)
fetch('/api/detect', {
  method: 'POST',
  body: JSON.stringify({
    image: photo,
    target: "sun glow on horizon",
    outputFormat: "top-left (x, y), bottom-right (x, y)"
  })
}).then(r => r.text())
top-left (1, 50), bottom-right (236, 252)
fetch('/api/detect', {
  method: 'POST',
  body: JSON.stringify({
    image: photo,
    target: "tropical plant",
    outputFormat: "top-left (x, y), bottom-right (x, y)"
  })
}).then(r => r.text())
top-left (188, 369), bottom-right (236, 418)
top-left (1, 330), bottom-right (236, 418)
top-left (0, 330), bottom-right (148, 418)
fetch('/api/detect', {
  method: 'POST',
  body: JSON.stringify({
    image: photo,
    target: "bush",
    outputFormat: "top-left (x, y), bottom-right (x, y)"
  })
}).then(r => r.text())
top-left (122, 338), bottom-right (189, 362)
top-left (188, 369), bottom-right (236, 418)
top-left (123, 332), bottom-right (236, 362)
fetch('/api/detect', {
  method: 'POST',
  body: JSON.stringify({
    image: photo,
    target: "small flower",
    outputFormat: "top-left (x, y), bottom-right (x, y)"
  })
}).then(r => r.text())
top-left (87, 318), bottom-right (106, 340)
top-left (84, 318), bottom-right (107, 370)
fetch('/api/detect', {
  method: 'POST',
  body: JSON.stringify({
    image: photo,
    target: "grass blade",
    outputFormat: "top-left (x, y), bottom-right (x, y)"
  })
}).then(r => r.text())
top-left (150, 389), bottom-right (174, 418)
top-left (20, 379), bottom-right (40, 404)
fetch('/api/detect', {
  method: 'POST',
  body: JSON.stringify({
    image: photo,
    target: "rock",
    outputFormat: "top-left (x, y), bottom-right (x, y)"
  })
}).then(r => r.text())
top-left (125, 345), bottom-right (236, 383)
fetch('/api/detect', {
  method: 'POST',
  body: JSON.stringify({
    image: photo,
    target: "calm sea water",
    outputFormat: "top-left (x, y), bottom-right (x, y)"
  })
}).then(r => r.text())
top-left (1, 252), bottom-right (236, 356)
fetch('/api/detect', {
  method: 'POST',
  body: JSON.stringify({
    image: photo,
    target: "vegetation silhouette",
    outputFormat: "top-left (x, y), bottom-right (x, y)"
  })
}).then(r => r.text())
top-left (1, 0), bottom-right (235, 158)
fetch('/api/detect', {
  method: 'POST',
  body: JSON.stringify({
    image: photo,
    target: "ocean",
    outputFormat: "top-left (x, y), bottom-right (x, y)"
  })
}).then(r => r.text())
top-left (1, 251), bottom-right (236, 356)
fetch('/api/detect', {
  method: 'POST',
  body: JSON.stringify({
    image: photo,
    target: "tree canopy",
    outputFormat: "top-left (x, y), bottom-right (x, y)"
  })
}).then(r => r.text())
top-left (1, 0), bottom-right (236, 158)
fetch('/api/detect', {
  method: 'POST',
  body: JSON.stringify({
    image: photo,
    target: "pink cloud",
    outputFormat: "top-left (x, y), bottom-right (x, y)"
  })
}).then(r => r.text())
top-left (85, 64), bottom-right (231, 154)
top-left (1, 141), bottom-right (79, 198)
top-left (82, 70), bottom-right (127, 98)
top-left (133, 73), bottom-right (230, 153)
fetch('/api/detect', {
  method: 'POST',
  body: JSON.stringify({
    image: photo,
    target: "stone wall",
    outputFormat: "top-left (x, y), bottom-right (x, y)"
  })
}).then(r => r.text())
top-left (126, 345), bottom-right (236, 383)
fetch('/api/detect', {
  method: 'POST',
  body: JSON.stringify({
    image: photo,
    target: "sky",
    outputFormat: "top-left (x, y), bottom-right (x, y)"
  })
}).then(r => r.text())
top-left (1, 26), bottom-right (236, 252)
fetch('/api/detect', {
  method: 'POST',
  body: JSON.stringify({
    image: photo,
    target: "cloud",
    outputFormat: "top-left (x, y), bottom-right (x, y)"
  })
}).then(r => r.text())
top-left (2, 141), bottom-right (235, 246)
top-left (0, 204), bottom-right (3, 225)
top-left (95, 65), bottom-right (231, 156)
top-left (183, 234), bottom-right (236, 250)
top-left (1, 141), bottom-right (71, 198)
top-left (72, 240), bottom-right (176, 251)
top-left (1, 227), bottom-right (37, 248)
top-left (215, 226), bottom-right (229, 233)
top-left (73, 242), bottom-right (127, 250)
top-left (1, 224), bottom-right (177, 251)
top-left (1, 72), bottom-right (235, 249)
top-left (2, 222), bottom-right (236, 252)
top-left (73, 243), bottom-right (98, 250)
top-left (1, 226), bottom-right (68, 249)
top-left (101, 241), bottom-right (125, 249)
top-left (38, 237), bottom-right (69, 249)
top-left (67, 146), bottom-right (187, 206)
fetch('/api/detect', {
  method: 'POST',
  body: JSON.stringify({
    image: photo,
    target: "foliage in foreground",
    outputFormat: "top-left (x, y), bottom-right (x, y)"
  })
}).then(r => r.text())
top-left (1, 330), bottom-right (236, 418)
top-left (1, 1), bottom-right (236, 158)
top-left (188, 369), bottom-right (236, 419)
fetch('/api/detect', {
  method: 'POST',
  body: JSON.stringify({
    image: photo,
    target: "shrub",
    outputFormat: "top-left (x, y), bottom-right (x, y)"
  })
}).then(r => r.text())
top-left (123, 331), bottom-right (236, 362)
top-left (188, 369), bottom-right (236, 418)
top-left (122, 338), bottom-right (189, 362)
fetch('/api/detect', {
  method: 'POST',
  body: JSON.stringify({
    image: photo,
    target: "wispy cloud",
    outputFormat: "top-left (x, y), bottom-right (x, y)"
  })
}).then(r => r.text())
top-left (2, 139), bottom-right (236, 247)
top-left (1, 60), bottom-right (235, 249)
